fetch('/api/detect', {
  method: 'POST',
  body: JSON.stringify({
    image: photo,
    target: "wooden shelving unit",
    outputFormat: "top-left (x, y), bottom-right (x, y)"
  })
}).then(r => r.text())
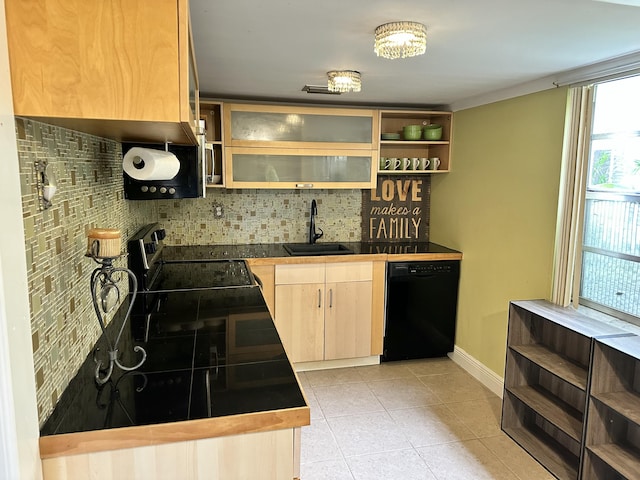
top-left (583, 335), bottom-right (640, 479)
top-left (378, 110), bottom-right (453, 174)
top-left (200, 100), bottom-right (225, 188)
top-left (502, 300), bottom-right (629, 480)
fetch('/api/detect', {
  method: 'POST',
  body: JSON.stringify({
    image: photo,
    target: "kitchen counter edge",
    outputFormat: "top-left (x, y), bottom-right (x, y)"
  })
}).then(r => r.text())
top-left (39, 403), bottom-right (310, 459)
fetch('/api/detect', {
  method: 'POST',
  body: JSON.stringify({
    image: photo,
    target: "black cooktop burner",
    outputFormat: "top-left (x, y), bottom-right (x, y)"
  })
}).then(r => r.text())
top-left (152, 259), bottom-right (254, 291)
top-left (127, 224), bottom-right (255, 292)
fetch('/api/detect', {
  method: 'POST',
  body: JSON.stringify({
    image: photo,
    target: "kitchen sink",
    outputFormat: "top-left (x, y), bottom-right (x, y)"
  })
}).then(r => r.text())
top-left (283, 243), bottom-right (354, 256)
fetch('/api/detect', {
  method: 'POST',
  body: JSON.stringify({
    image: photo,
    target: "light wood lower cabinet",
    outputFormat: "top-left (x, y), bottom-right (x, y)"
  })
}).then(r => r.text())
top-left (42, 428), bottom-right (299, 480)
top-left (275, 282), bottom-right (326, 362)
top-left (274, 262), bottom-right (373, 363)
top-left (502, 300), bottom-right (630, 480)
top-left (324, 280), bottom-right (372, 360)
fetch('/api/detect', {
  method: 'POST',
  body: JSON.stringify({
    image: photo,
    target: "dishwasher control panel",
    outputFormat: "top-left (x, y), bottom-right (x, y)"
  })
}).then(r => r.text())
top-left (408, 263), bottom-right (453, 274)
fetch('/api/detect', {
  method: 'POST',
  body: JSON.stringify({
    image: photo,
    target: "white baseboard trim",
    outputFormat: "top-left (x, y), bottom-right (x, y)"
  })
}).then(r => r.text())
top-left (295, 355), bottom-right (380, 372)
top-left (448, 346), bottom-right (504, 398)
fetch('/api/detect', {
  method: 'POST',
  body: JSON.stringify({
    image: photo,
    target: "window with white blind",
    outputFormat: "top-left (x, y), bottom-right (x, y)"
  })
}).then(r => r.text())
top-left (579, 76), bottom-right (640, 323)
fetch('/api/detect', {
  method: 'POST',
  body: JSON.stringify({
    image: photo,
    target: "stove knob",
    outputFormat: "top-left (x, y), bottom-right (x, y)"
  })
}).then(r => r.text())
top-left (168, 188), bottom-right (176, 195)
top-left (149, 186), bottom-right (157, 193)
top-left (160, 187), bottom-right (167, 194)
top-left (141, 185), bottom-right (149, 192)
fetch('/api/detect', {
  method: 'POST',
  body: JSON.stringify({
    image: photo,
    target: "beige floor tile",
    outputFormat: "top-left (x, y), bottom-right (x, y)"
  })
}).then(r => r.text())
top-left (313, 382), bottom-right (384, 418)
top-left (416, 439), bottom-right (519, 480)
top-left (418, 370), bottom-right (496, 403)
top-left (480, 434), bottom-right (556, 480)
top-left (356, 362), bottom-right (414, 381)
top-left (327, 411), bottom-right (412, 457)
top-left (445, 396), bottom-right (503, 438)
top-left (367, 376), bottom-right (441, 410)
top-left (300, 418), bottom-right (342, 465)
top-left (303, 366), bottom-right (364, 386)
top-left (300, 458), bottom-right (354, 480)
top-left (302, 360), bottom-right (552, 480)
top-left (388, 404), bottom-right (476, 447)
top-left (404, 357), bottom-right (465, 376)
top-left (346, 448), bottom-right (437, 480)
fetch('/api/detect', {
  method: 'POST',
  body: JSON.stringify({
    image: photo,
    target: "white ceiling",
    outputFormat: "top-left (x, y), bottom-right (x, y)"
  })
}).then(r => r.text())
top-left (190, 0), bottom-right (640, 110)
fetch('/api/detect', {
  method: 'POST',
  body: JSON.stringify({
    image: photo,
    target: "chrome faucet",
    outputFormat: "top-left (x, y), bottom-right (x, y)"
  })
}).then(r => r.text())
top-left (309, 199), bottom-right (323, 244)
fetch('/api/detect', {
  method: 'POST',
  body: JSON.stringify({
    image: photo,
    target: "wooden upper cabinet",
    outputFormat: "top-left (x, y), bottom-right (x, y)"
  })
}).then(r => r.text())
top-left (5, 0), bottom-right (199, 144)
top-left (222, 103), bottom-right (379, 189)
top-left (224, 103), bottom-right (378, 150)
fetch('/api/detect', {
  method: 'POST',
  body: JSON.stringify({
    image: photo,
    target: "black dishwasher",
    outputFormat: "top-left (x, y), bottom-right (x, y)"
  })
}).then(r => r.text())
top-left (382, 261), bottom-right (460, 361)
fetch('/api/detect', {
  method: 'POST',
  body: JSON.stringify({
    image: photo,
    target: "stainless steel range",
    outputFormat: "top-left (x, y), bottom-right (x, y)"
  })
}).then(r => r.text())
top-left (127, 223), bottom-right (255, 292)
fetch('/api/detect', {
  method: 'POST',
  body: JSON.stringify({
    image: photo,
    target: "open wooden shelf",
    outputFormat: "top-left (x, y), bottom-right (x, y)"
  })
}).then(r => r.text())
top-left (510, 344), bottom-right (588, 390)
top-left (587, 443), bottom-right (640, 478)
top-left (508, 385), bottom-right (583, 441)
top-left (504, 425), bottom-right (579, 480)
top-left (587, 443), bottom-right (640, 479)
top-left (378, 110), bottom-right (452, 173)
top-left (582, 336), bottom-right (640, 478)
top-left (592, 390), bottom-right (640, 426)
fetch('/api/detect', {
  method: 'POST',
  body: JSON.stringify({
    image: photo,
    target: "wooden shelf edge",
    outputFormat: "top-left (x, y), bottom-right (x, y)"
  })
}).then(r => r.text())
top-left (509, 300), bottom-right (630, 339)
top-left (509, 344), bottom-right (588, 391)
top-left (587, 443), bottom-right (640, 479)
top-left (377, 171), bottom-right (449, 175)
top-left (379, 140), bottom-right (449, 145)
top-left (507, 386), bottom-right (583, 441)
top-left (592, 391), bottom-right (640, 427)
top-left (503, 426), bottom-right (579, 480)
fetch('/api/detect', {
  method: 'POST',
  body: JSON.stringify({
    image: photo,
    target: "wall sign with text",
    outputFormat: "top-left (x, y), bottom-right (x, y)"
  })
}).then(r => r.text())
top-left (361, 175), bottom-right (431, 242)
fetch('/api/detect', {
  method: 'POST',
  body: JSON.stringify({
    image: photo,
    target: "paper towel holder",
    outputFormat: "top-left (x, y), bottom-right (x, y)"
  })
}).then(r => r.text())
top-left (122, 142), bottom-right (203, 200)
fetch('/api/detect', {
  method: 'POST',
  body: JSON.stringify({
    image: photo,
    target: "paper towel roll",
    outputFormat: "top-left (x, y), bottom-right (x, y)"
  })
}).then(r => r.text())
top-left (123, 147), bottom-right (180, 181)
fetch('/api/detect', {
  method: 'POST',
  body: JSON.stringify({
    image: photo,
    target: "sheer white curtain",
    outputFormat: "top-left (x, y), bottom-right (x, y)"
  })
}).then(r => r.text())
top-left (551, 86), bottom-right (594, 307)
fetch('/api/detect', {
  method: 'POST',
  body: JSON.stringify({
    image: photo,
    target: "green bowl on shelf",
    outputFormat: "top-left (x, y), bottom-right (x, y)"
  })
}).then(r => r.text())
top-left (403, 125), bottom-right (423, 141)
top-left (423, 124), bottom-right (443, 141)
top-left (381, 133), bottom-right (401, 140)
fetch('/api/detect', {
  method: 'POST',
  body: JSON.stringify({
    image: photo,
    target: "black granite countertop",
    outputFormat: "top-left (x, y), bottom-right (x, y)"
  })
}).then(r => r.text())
top-left (163, 241), bottom-right (461, 260)
top-left (41, 286), bottom-right (306, 437)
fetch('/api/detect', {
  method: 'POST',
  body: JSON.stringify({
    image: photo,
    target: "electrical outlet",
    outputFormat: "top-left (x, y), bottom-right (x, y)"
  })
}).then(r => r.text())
top-left (213, 204), bottom-right (224, 218)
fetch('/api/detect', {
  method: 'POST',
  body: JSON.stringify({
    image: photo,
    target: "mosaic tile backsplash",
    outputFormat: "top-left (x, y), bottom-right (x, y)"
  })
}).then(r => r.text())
top-left (16, 119), bottom-right (157, 424)
top-left (157, 189), bottom-right (363, 246)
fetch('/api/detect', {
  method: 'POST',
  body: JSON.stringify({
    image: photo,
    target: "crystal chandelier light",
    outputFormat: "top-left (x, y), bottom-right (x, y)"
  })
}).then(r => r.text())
top-left (374, 21), bottom-right (427, 59)
top-left (327, 70), bottom-right (362, 93)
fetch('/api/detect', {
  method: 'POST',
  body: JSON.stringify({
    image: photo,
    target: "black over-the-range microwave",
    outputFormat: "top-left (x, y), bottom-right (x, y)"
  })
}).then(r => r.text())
top-left (122, 141), bottom-right (205, 200)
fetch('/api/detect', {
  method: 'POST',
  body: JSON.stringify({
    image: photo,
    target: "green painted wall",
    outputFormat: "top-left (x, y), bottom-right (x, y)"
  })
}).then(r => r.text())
top-left (430, 87), bottom-right (569, 376)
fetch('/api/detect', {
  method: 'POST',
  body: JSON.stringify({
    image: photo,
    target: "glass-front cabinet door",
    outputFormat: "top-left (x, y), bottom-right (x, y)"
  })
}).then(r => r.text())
top-left (225, 147), bottom-right (377, 189)
top-left (224, 103), bottom-right (378, 150)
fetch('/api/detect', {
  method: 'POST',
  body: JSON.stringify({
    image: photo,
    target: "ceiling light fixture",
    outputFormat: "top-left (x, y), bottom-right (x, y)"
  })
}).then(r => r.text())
top-left (374, 21), bottom-right (427, 59)
top-left (327, 70), bottom-right (361, 93)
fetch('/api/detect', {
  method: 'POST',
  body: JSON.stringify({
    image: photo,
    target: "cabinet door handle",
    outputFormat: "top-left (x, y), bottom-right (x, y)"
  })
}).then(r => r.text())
top-left (329, 288), bottom-right (333, 308)
top-left (296, 183), bottom-right (314, 188)
top-left (318, 289), bottom-right (322, 308)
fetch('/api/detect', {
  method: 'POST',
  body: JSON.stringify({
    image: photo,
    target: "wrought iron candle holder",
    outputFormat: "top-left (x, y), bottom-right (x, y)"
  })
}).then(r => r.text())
top-left (88, 254), bottom-right (146, 385)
